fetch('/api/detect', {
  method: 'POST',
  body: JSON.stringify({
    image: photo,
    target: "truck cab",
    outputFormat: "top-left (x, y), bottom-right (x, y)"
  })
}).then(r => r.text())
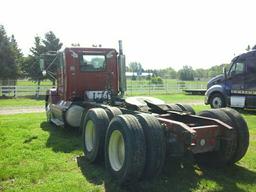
top-left (43, 41), bottom-right (126, 127)
top-left (205, 50), bottom-right (256, 109)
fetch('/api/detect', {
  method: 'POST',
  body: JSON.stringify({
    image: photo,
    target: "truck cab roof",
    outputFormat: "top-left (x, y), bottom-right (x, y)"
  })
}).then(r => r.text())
top-left (233, 49), bottom-right (256, 62)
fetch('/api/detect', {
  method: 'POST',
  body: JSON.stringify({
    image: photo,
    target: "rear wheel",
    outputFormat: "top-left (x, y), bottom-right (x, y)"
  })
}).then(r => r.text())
top-left (196, 109), bottom-right (237, 166)
top-left (175, 103), bottom-right (196, 115)
top-left (210, 93), bottom-right (226, 108)
top-left (105, 106), bottom-right (122, 120)
top-left (167, 104), bottom-right (182, 111)
top-left (82, 108), bottom-right (109, 163)
top-left (136, 113), bottom-right (166, 178)
top-left (105, 115), bottom-right (146, 184)
top-left (220, 108), bottom-right (249, 164)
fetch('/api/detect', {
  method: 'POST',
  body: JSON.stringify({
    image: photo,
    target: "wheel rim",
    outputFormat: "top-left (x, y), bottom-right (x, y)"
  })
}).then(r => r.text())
top-left (212, 97), bottom-right (222, 108)
top-left (108, 130), bottom-right (125, 171)
top-left (85, 120), bottom-right (96, 152)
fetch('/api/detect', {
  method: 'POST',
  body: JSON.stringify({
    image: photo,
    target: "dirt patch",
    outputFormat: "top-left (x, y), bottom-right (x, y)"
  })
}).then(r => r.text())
top-left (0, 106), bottom-right (45, 115)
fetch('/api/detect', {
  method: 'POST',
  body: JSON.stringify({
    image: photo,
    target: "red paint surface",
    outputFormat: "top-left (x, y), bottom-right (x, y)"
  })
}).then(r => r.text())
top-left (57, 47), bottom-right (119, 101)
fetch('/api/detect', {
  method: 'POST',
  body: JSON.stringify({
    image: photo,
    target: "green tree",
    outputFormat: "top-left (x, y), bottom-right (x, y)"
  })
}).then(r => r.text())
top-left (157, 67), bottom-right (177, 79)
top-left (0, 25), bottom-right (19, 80)
top-left (128, 62), bottom-right (143, 74)
top-left (42, 31), bottom-right (63, 85)
top-left (150, 76), bottom-right (163, 84)
top-left (178, 65), bottom-right (194, 81)
top-left (21, 31), bottom-right (63, 85)
top-left (208, 64), bottom-right (228, 78)
top-left (42, 31), bottom-right (63, 51)
top-left (21, 36), bottom-right (45, 83)
top-left (10, 35), bottom-right (23, 78)
top-left (194, 68), bottom-right (208, 79)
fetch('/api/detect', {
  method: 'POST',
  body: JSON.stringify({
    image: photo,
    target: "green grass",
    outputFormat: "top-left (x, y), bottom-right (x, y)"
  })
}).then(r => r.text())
top-left (16, 80), bottom-right (52, 86)
top-left (0, 98), bottom-right (44, 107)
top-left (0, 108), bottom-right (256, 191)
top-left (156, 94), bottom-right (204, 104)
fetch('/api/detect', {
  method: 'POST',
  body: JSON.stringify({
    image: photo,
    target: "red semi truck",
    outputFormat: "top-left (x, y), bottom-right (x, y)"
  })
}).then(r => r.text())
top-left (41, 41), bottom-right (249, 184)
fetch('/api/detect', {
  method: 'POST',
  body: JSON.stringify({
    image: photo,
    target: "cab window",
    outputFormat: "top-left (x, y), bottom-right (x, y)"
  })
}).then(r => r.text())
top-left (228, 62), bottom-right (245, 77)
top-left (80, 55), bottom-right (106, 72)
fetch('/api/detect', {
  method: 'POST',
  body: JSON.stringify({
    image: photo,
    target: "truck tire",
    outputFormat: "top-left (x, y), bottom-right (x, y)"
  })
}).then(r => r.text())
top-left (80, 107), bottom-right (89, 132)
top-left (45, 94), bottom-right (51, 122)
top-left (105, 106), bottom-right (122, 120)
top-left (136, 113), bottom-right (166, 178)
top-left (105, 115), bottom-right (146, 184)
top-left (220, 108), bottom-right (249, 164)
top-left (167, 104), bottom-right (182, 111)
top-left (196, 109), bottom-right (237, 166)
top-left (82, 108), bottom-right (110, 163)
top-left (209, 92), bottom-right (226, 108)
top-left (175, 103), bottom-right (196, 115)
top-left (46, 105), bottom-right (52, 123)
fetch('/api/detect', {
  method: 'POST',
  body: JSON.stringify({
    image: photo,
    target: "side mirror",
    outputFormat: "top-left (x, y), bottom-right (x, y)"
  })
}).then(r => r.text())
top-left (223, 67), bottom-right (227, 79)
top-left (39, 58), bottom-right (45, 71)
top-left (42, 70), bottom-right (47, 76)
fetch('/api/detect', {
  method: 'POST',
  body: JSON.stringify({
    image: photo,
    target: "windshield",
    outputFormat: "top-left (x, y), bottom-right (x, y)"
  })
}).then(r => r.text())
top-left (227, 56), bottom-right (245, 77)
top-left (80, 54), bottom-right (106, 72)
top-left (227, 56), bottom-right (239, 71)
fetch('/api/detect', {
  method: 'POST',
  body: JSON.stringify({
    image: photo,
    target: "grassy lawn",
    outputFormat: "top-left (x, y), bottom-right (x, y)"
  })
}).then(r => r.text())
top-left (0, 98), bottom-right (44, 107)
top-left (16, 80), bottom-right (52, 86)
top-left (0, 107), bottom-right (256, 191)
top-left (156, 94), bottom-right (204, 104)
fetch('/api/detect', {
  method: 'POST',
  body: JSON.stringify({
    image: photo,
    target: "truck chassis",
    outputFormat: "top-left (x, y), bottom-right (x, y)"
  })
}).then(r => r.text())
top-left (46, 94), bottom-right (249, 184)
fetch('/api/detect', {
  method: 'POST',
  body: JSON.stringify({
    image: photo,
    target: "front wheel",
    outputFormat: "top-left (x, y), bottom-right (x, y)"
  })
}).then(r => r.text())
top-left (209, 93), bottom-right (226, 108)
top-left (82, 108), bottom-right (109, 163)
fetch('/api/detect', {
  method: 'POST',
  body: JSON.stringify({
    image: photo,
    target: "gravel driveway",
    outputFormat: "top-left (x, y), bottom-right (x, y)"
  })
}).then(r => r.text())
top-left (0, 106), bottom-right (45, 115)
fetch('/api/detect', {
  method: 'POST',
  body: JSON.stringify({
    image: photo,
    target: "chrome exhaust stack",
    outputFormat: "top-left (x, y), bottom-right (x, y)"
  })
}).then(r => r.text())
top-left (118, 40), bottom-right (127, 97)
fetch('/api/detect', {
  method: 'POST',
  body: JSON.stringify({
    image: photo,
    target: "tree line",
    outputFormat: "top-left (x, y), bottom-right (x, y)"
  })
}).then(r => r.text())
top-left (127, 62), bottom-right (229, 81)
top-left (0, 25), bottom-right (62, 86)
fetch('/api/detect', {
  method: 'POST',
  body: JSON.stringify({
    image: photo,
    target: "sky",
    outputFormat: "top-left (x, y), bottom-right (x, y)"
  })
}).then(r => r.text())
top-left (0, 0), bottom-right (256, 70)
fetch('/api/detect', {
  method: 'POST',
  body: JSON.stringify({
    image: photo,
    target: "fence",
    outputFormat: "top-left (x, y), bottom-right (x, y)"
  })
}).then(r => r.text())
top-left (0, 81), bottom-right (206, 98)
top-left (126, 80), bottom-right (207, 96)
top-left (0, 85), bottom-right (55, 98)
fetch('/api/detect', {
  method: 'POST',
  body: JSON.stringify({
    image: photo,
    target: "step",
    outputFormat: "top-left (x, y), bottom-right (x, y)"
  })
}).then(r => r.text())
top-left (51, 118), bottom-right (64, 126)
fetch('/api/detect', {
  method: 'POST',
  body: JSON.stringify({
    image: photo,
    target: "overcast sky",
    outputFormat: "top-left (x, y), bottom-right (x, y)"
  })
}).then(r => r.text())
top-left (1, 0), bottom-right (256, 70)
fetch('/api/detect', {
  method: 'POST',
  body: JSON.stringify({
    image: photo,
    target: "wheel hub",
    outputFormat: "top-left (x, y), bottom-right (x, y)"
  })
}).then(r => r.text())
top-left (212, 97), bottom-right (222, 108)
top-left (85, 120), bottom-right (96, 152)
top-left (108, 130), bottom-right (125, 171)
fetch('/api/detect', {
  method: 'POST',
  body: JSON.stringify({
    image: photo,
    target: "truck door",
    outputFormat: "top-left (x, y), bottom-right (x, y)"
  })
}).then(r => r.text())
top-left (226, 58), bottom-right (245, 108)
top-left (244, 56), bottom-right (256, 108)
